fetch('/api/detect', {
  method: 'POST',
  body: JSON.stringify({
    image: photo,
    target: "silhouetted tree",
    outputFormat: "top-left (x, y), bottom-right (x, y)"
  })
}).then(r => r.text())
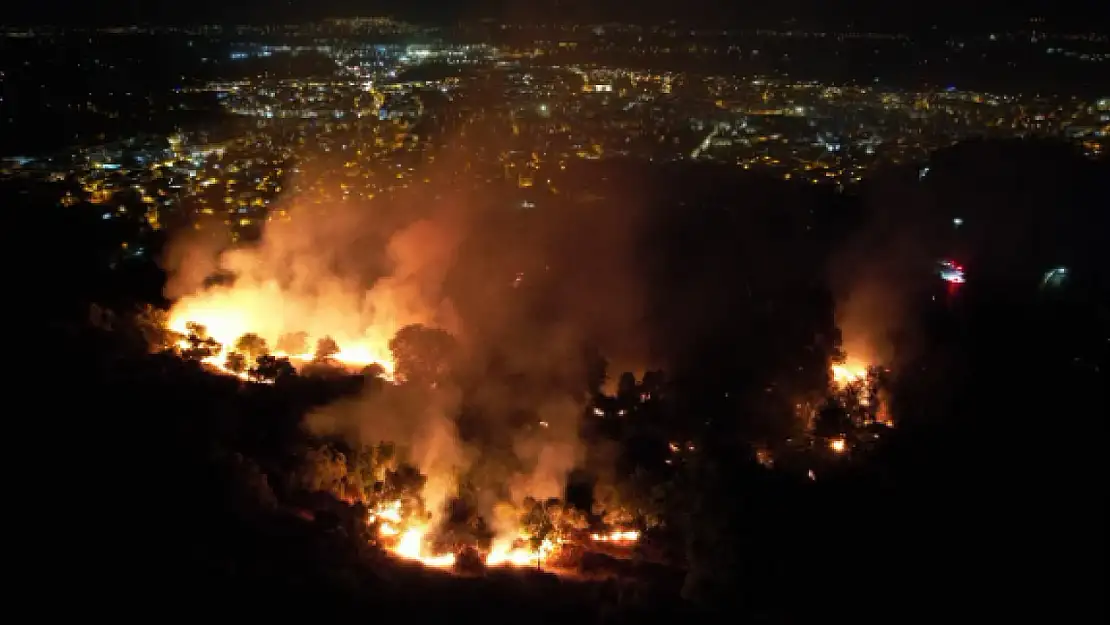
top-left (388, 324), bottom-right (458, 385)
top-left (234, 333), bottom-right (269, 363)
top-left (382, 464), bottom-right (429, 519)
top-left (640, 370), bottom-right (665, 400)
top-left (616, 372), bottom-right (638, 405)
top-left (547, 501), bottom-right (590, 536)
top-left (132, 304), bottom-right (177, 352)
top-left (521, 497), bottom-right (557, 554)
top-left (813, 398), bottom-right (852, 439)
top-left (224, 351), bottom-right (247, 374)
top-left (360, 363), bottom-right (387, 380)
top-left (181, 322), bottom-right (220, 361)
top-left (313, 336), bottom-right (340, 363)
top-left (350, 443), bottom-right (395, 501)
top-left (593, 466), bottom-right (667, 529)
top-left (297, 446), bottom-right (348, 496)
top-left (251, 354), bottom-right (296, 382)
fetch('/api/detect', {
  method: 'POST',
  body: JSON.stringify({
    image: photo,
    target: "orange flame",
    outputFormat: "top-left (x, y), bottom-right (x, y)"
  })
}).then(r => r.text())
top-left (831, 360), bottom-right (868, 387)
top-left (392, 526), bottom-right (457, 568)
top-left (367, 499), bottom-right (579, 571)
top-left (167, 290), bottom-right (397, 378)
top-left (591, 530), bottom-right (640, 543)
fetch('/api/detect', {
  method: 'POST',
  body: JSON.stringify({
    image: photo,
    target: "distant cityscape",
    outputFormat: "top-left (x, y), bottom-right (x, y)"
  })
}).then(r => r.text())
top-left (2, 17), bottom-right (1107, 248)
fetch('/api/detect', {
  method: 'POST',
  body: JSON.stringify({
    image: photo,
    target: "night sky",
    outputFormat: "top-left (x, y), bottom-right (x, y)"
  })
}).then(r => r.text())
top-left (8, 0), bottom-right (1110, 30)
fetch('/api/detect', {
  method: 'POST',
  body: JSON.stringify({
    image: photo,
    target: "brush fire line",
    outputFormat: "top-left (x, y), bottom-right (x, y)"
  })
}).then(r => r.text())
top-left (365, 499), bottom-right (640, 571)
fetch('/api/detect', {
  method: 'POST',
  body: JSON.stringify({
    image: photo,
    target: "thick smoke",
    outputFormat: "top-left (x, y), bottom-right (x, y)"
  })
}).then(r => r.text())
top-left (829, 178), bottom-right (944, 366)
top-left (305, 383), bottom-right (469, 518)
top-left (508, 396), bottom-right (585, 503)
top-left (162, 223), bottom-right (226, 300)
top-left (162, 181), bottom-right (470, 365)
top-left (162, 143), bottom-right (652, 518)
top-left (305, 384), bottom-right (588, 520)
top-left (833, 274), bottom-right (901, 365)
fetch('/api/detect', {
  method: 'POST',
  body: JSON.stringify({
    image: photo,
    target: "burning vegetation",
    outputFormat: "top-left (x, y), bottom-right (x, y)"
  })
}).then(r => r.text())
top-left (802, 353), bottom-right (894, 462)
top-left (143, 249), bottom-right (892, 573)
top-left (140, 241), bottom-right (894, 575)
top-left (145, 290), bottom-right (645, 575)
top-left (286, 438), bottom-right (642, 574)
top-left (136, 179), bottom-right (662, 576)
top-left (132, 154), bottom-right (906, 583)
top-left (40, 123), bottom-right (1107, 622)
top-left (147, 294), bottom-right (888, 575)
top-left (162, 319), bottom-right (393, 383)
top-left (829, 357), bottom-right (891, 427)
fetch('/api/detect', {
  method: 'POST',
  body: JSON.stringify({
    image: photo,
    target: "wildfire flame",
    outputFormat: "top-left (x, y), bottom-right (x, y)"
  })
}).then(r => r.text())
top-left (366, 499), bottom-right (637, 572)
top-left (393, 526), bottom-right (458, 568)
top-left (829, 354), bottom-right (893, 425)
top-left (831, 360), bottom-right (868, 387)
top-left (591, 530), bottom-right (640, 543)
top-left (486, 535), bottom-right (560, 568)
top-left (367, 500), bottom-right (456, 567)
top-left (830, 357), bottom-right (876, 410)
top-left (367, 499), bottom-right (556, 570)
top-left (166, 291), bottom-right (398, 379)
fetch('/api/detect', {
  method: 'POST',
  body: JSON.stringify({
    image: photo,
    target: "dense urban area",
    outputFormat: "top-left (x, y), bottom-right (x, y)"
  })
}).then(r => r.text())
top-left (9, 11), bottom-right (1107, 624)
top-left (5, 18), bottom-right (1108, 186)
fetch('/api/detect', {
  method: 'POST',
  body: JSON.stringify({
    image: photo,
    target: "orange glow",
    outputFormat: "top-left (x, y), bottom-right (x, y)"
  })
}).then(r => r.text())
top-left (167, 287), bottom-right (398, 378)
top-left (829, 437), bottom-right (847, 453)
top-left (591, 530), bottom-right (640, 543)
top-left (367, 498), bottom-right (575, 571)
top-left (485, 535), bottom-right (558, 567)
top-left (368, 500), bottom-right (457, 568)
top-left (830, 355), bottom-right (880, 410)
top-left (392, 526), bottom-right (457, 568)
top-left (831, 359), bottom-right (868, 387)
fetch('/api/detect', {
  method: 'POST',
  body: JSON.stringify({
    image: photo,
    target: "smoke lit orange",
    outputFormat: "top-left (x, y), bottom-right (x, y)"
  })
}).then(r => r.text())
top-left (831, 360), bottom-right (868, 387)
top-left (167, 283), bottom-right (400, 377)
top-left (366, 498), bottom-right (583, 570)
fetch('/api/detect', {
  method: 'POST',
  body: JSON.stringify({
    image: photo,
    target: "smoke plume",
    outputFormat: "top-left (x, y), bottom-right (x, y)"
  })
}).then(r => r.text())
top-left (508, 396), bottom-right (585, 503)
top-left (305, 383), bottom-right (469, 517)
top-left (830, 178), bottom-right (945, 366)
top-left (160, 145), bottom-right (655, 517)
